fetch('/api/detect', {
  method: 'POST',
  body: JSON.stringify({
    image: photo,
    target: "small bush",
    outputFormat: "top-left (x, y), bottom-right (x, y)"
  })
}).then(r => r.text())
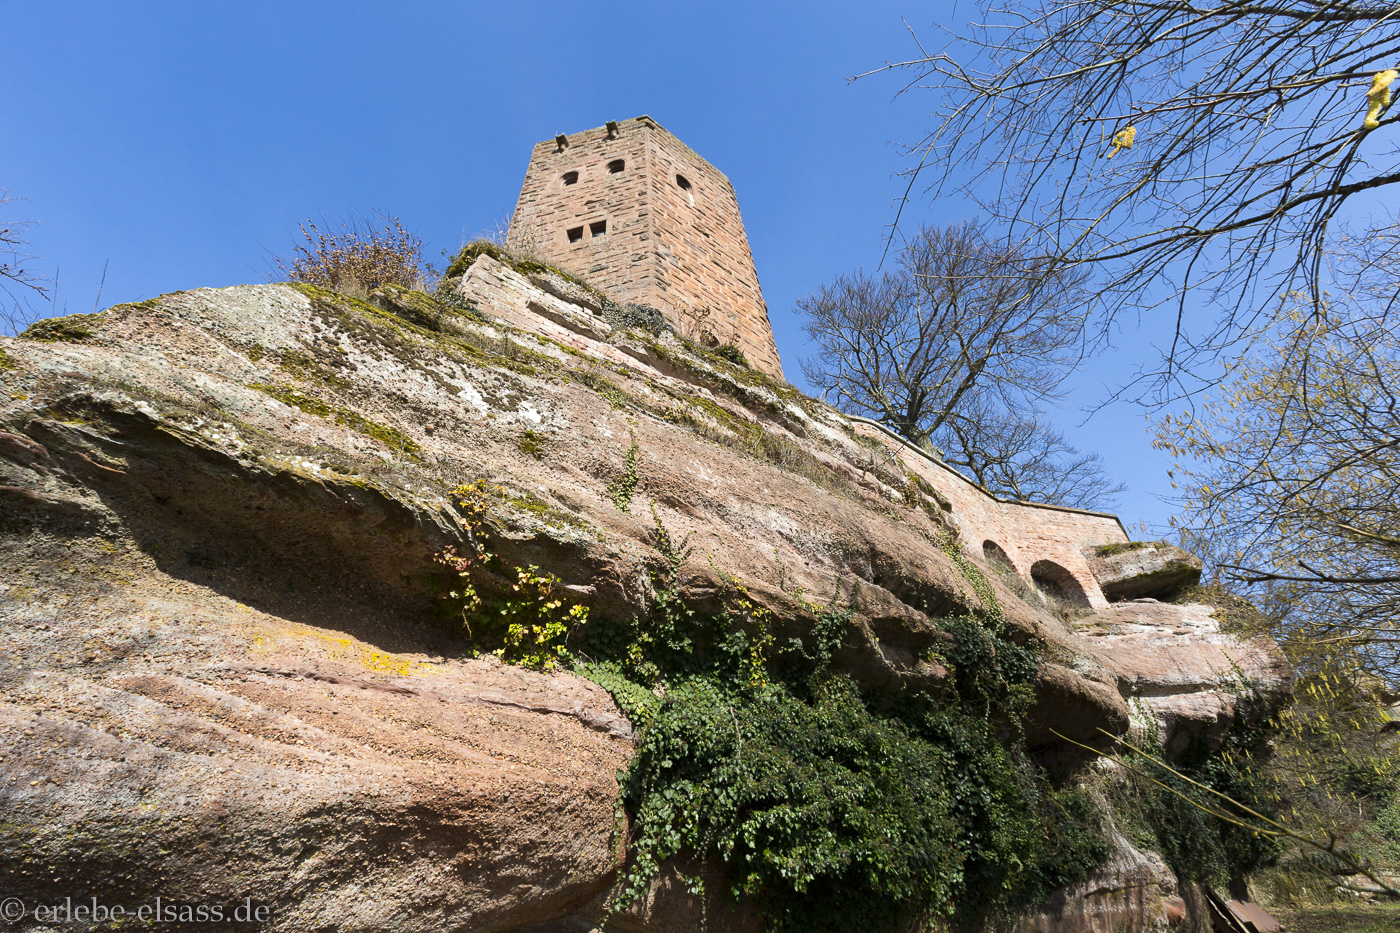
top-left (280, 212), bottom-right (424, 294)
top-left (601, 299), bottom-right (671, 335)
top-left (433, 480), bottom-right (588, 669)
top-left (713, 343), bottom-right (750, 368)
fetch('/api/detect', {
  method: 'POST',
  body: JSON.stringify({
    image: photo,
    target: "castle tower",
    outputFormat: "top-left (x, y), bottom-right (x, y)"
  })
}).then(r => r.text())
top-left (509, 116), bottom-right (785, 380)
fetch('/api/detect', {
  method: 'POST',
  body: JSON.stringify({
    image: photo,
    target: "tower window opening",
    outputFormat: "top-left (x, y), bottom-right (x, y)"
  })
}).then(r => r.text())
top-left (590, 220), bottom-right (607, 238)
top-left (567, 226), bottom-right (584, 243)
top-left (562, 171), bottom-right (579, 186)
top-left (675, 174), bottom-right (691, 191)
top-left (607, 159), bottom-right (625, 174)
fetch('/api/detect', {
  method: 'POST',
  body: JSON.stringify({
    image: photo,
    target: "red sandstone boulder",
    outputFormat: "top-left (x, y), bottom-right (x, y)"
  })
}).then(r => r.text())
top-left (1084, 543), bottom-right (1203, 603)
top-left (1073, 601), bottom-right (1292, 758)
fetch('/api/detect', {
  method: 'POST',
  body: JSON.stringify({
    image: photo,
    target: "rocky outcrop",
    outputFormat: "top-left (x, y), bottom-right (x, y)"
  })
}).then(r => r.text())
top-left (0, 564), bottom-right (630, 931)
top-left (1073, 601), bottom-right (1291, 759)
top-left (1016, 814), bottom-right (1184, 933)
top-left (1084, 543), bottom-right (1202, 602)
top-left (0, 270), bottom-right (1289, 931)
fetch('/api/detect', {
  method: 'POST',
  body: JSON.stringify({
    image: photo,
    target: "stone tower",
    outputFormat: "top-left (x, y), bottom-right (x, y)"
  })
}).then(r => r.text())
top-left (508, 116), bottom-right (784, 379)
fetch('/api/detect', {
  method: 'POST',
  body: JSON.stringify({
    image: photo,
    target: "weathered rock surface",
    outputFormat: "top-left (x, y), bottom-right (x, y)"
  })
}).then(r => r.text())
top-left (0, 557), bottom-right (631, 932)
top-left (0, 272), bottom-right (1288, 931)
top-left (1016, 819), bottom-right (1184, 933)
top-left (1074, 601), bottom-right (1291, 758)
top-left (1084, 543), bottom-right (1202, 602)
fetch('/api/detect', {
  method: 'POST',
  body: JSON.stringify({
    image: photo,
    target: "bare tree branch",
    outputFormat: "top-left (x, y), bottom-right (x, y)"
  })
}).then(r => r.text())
top-left (1159, 230), bottom-right (1400, 684)
top-left (798, 221), bottom-right (1120, 508)
top-left (0, 189), bottom-right (48, 335)
top-left (870, 0), bottom-right (1400, 397)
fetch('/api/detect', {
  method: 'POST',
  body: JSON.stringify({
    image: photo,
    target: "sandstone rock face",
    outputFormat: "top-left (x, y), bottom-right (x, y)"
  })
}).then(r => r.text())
top-left (1074, 601), bottom-right (1291, 759)
top-left (1084, 543), bottom-right (1203, 602)
top-left (1016, 822), bottom-right (1182, 933)
top-left (0, 561), bottom-right (631, 932)
top-left (0, 275), bottom-right (1287, 931)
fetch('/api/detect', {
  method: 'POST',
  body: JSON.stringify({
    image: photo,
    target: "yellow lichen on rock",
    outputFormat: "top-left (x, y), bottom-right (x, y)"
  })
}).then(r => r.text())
top-left (1106, 125), bottom-right (1136, 158)
top-left (1364, 69), bottom-right (1398, 130)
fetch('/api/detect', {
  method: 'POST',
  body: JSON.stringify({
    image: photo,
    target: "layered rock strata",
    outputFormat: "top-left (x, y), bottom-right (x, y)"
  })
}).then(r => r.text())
top-left (0, 264), bottom-right (1289, 931)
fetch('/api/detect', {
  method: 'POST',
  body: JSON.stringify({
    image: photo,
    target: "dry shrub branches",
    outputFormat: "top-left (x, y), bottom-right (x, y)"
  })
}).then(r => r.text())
top-left (279, 211), bottom-right (424, 295)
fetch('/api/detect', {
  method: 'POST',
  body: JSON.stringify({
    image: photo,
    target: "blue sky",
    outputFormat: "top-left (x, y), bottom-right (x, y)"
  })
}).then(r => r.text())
top-left (5, 0), bottom-right (1183, 533)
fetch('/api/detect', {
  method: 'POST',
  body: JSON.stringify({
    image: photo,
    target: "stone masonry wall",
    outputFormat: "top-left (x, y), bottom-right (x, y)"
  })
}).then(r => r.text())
top-left (509, 120), bottom-right (657, 313)
top-left (850, 421), bottom-right (1128, 608)
top-left (509, 116), bottom-right (785, 380)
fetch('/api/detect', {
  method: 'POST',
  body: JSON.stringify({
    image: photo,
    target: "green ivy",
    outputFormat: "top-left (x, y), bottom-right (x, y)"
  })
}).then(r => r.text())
top-left (577, 522), bottom-right (1108, 932)
top-left (606, 432), bottom-right (640, 512)
top-left (1099, 679), bottom-right (1286, 902)
top-left (433, 480), bottom-right (588, 669)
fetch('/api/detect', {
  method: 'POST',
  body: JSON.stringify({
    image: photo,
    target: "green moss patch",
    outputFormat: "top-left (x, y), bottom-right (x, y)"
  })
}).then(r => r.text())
top-left (518, 428), bottom-right (546, 459)
top-left (249, 382), bottom-right (422, 457)
top-left (371, 283), bottom-right (483, 332)
top-left (20, 313), bottom-right (102, 342)
top-left (569, 369), bottom-right (629, 409)
top-left (276, 348), bottom-right (352, 391)
top-left (0, 347), bottom-right (18, 371)
top-left (500, 488), bottom-right (596, 536)
top-left (1169, 583), bottom-right (1267, 633)
top-left (443, 240), bottom-right (606, 303)
top-left (1093, 541), bottom-right (1155, 557)
top-left (106, 297), bottom-right (166, 316)
top-left (712, 343), bottom-right (749, 368)
top-left (289, 280), bottom-right (551, 379)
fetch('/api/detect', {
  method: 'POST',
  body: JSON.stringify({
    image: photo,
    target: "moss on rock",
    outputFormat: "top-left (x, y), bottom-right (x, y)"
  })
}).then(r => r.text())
top-left (443, 240), bottom-right (605, 303)
top-left (249, 382), bottom-right (422, 458)
top-left (1170, 583), bottom-right (1268, 633)
top-left (518, 429), bottom-right (546, 459)
top-left (1094, 541), bottom-right (1155, 557)
top-left (20, 313), bottom-right (103, 342)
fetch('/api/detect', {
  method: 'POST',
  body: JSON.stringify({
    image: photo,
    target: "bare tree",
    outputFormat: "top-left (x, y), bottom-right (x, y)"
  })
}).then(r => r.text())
top-left (799, 221), bottom-right (1120, 509)
top-left (1, 189), bottom-right (47, 335)
top-left (799, 221), bottom-right (1086, 445)
top-left (1157, 239), bottom-right (1400, 685)
top-left (940, 393), bottom-right (1126, 509)
top-left (871, 1), bottom-right (1400, 395)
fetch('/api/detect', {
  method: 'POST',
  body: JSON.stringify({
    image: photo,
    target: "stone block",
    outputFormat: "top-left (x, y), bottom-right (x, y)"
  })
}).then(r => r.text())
top-left (1084, 542), bottom-right (1202, 601)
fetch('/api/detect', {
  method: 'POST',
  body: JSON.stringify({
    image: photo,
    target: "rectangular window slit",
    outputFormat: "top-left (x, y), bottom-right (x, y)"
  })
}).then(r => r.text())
top-left (567, 226), bottom-right (584, 243)
top-left (590, 220), bottom-right (607, 238)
